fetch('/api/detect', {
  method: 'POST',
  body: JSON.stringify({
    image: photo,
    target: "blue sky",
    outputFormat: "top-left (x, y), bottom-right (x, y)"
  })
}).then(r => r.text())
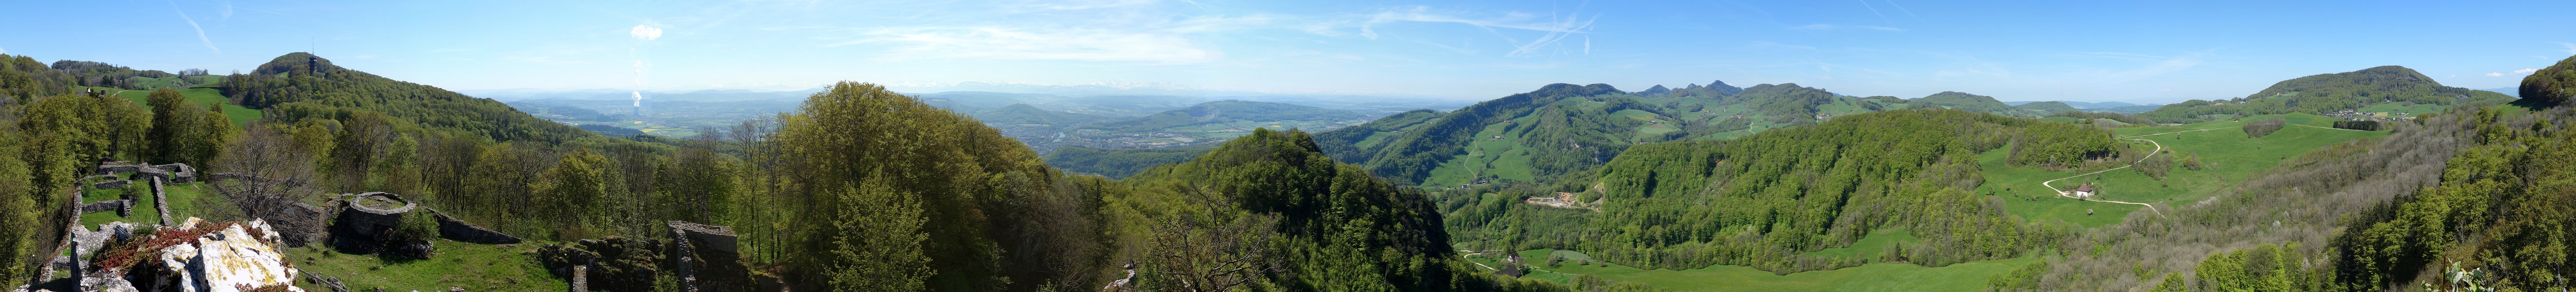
top-left (3, 0), bottom-right (2571, 103)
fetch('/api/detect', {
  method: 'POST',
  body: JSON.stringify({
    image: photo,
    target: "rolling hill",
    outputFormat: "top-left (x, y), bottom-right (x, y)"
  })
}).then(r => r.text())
top-left (2011, 101), bottom-right (2080, 113)
top-left (1914, 91), bottom-right (2034, 117)
top-left (2135, 65), bottom-right (2516, 123)
top-left (972, 103), bottom-right (1114, 126)
top-left (1087, 100), bottom-right (1372, 132)
top-left (1308, 81), bottom-right (1885, 186)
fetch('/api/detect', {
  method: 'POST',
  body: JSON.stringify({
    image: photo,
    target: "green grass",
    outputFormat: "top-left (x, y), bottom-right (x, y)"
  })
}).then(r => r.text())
top-left (161, 182), bottom-right (211, 221)
top-left (101, 87), bottom-right (262, 126)
top-left (288, 240), bottom-right (568, 292)
top-left (1981, 113), bottom-right (2388, 227)
top-left (1469, 249), bottom-right (2037, 291)
top-left (1798, 229), bottom-right (1920, 260)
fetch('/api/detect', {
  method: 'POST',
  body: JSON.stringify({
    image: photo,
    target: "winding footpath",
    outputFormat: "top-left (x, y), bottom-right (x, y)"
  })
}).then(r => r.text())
top-left (2035, 122), bottom-right (2248, 218)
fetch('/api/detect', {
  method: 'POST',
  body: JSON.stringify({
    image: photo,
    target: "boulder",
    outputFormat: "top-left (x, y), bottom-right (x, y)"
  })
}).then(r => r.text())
top-left (151, 219), bottom-right (303, 292)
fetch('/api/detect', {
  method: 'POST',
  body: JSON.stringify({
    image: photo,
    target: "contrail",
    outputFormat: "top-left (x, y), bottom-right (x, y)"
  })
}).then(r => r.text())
top-left (1856, 0), bottom-right (1892, 25)
top-left (169, 0), bottom-right (220, 54)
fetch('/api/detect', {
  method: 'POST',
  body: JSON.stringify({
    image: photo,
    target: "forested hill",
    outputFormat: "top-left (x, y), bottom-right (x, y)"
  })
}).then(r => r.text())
top-left (1086, 99), bottom-right (1371, 132)
top-left (223, 53), bottom-right (598, 144)
top-left (1914, 91), bottom-right (2032, 117)
top-left (1108, 128), bottom-right (1558, 291)
top-left (1307, 83), bottom-right (1633, 186)
top-left (1571, 109), bottom-right (2067, 272)
top-left (2136, 65), bottom-right (2516, 123)
top-left (1310, 81), bottom-right (1898, 187)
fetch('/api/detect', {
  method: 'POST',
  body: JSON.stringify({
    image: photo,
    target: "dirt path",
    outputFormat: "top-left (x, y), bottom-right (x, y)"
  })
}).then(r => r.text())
top-left (2040, 138), bottom-right (2170, 217)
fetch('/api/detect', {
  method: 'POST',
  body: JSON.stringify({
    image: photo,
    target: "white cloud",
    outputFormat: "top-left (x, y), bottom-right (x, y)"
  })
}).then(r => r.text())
top-left (1005, 0), bottom-right (1156, 11)
top-left (630, 25), bottom-right (664, 40)
top-left (1789, 24), bottom-right (1905, 32)
top-left (839, 26), bottom-right (1218, 64)
top-left (0, 47), bottom-right (7, 55)
top-left (2515, 68), bottom-right (2538, 74)
top-left (2488, 73), bottom-right (2506, 77)
top-left (2561, 42), bottom-right (2576, 54)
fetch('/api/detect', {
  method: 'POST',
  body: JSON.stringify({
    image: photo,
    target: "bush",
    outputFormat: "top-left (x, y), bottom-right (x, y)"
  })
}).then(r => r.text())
top-left (2242, 118), bottom-right (2286, 138)
top-left (2331, 120), bottom-right (2380, 131)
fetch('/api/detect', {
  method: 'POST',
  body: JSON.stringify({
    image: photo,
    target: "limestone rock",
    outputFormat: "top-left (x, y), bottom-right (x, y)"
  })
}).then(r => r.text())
top-left (153, 218), bottom-right (303, 292)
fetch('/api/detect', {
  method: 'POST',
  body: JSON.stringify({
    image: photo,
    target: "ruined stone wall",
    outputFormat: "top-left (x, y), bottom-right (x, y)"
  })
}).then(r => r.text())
top-left (89, 180), bottom-right (128, 189)
top-left (94, 165), bottom-right (143, 175)
top-left (76, 200), bottom-right (131, 217)
top-left (667, 221), bottom-right (746, 292)
top-left (430, 210), bottom-right (520, 244)
top-left (151, 177), bottom-right (172, 226)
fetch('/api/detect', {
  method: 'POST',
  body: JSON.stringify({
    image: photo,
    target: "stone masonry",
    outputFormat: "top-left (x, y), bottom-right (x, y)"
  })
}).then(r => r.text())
top-left (76, 200), bottom-right (132, 217)
top-left (430, 210), bottom-right (520, 244)
top-left (667, 221), bottom-right (744, 292)
top-left (151, 177), bottom-right (172, 226)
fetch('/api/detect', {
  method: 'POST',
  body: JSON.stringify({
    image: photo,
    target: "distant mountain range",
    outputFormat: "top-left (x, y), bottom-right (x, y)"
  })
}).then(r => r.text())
top-left (2136, 65), bottom-right (2515, 123)
top-left (2482, 87), bottom-right (2519, 97)
top-left (2003, 100), bottom-right (2149, 109)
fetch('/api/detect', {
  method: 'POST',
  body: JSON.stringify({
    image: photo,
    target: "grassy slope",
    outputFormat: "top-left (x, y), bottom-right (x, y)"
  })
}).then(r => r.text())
top-left (288, 241), bottom-right (568, 292)
top-left (1469, 249), bottom-right (2035, 292)
top-left (98, 87), bottom-right (262, 126)
top-left (1980, 113), bottom-right (2385, 227)
top-left (1797, 229), bottom-right (1921, 260)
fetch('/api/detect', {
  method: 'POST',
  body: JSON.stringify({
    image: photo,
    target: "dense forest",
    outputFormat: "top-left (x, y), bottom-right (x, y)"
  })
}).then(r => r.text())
top-left (1443, 109), bottom-right (2079, 275)
top-left (1310, 83), bottom-right (1627, 185)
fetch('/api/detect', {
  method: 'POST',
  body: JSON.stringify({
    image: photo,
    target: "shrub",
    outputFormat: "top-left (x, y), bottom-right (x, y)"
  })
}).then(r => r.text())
top-left (2242, 118), bottom-right (2287, 138)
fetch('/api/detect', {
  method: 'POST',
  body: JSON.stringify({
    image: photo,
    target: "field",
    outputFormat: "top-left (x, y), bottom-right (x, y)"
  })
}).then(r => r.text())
top-left (1797, 229), bottom-right (1921, 260)
top-left (97, 87), bottom-right (264, 126)
top-left (1979, 113), bottom-right (2386, 227)
top-left (287, 240), bottom-right (569, 292)
top-left (1469, 249), bottom-right (2036, 292)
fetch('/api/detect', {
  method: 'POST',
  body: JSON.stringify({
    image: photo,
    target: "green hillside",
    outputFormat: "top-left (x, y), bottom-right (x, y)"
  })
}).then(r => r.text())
top-left (1314, 82), bottom-right (1892, 187)
top-left (2136, 65), bottom-right (2516, 123)
top-left (223, 53), bottom-right (602, 144)
top-left (1915, 91), bottom-right (2031, 117)
top-left (2012, 101), bottom-right (2080, 113)
top-left (1087, 100), bottom-right (1370, 132)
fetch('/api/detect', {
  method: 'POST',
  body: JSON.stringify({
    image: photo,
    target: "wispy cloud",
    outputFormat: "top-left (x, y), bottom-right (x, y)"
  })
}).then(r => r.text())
top-left (1359, 6), bottom-right (1595, 57)
top-left (2515, 68), bottom-right (2538, 74)
top-left (2561, 42), bottom-right (2576, 54)
top-left (168, 0), bottom-right (218, 54)
top-left (1789, 24), bottom-right (1904, 32)
top-left (2486, 73), bottom-right (2503, 77)
top-left (1003, 0), bottom-right (1156, 11)
top-left (838, 26), bottom-right (1218, 64)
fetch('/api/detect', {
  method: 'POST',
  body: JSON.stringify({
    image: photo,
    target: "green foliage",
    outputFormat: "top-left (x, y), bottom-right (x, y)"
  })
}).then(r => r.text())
top-left (2191, 243), bottom-right (2326, 291)
top-left (1313, 83), bottom-right (1624, 184)
top-left (224, 53), bottom-right (596, 145)
top-left (2006, 122), bottom-right (2118, 168)
top-left (2521, 55), bottom-right (2576, 108)
top-left (2329, 107), bottom-right (2576, 291)
top-left (1728, 83), bottom-right (1844, 123)
top-left (1042, 145), bottom-right (1214, 179)
top-left (1576, 110), bottom-right (2061, 273)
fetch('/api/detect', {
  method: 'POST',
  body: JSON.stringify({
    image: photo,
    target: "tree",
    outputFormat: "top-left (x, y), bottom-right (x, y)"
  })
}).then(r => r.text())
top-left (534, 149), bottom-right (614, 239)
top-left (2523, 55), bottom-right (2576, 108)
top-left (2242, 118), bottom-right (2286, 138)
top-left (147, 89), bottom-right (189, 162)
top-left (205, 125), bottom-right (325, 244)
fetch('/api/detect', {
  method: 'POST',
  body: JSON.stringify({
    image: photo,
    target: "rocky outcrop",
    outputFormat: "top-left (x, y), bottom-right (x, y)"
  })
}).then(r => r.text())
top-left (69, 222), bottom-right (136, 256)
top-left (145, 219), bottom-right (304, 292)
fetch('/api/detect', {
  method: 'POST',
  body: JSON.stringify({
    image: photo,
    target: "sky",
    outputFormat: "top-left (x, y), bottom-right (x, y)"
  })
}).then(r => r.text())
top-left (2, 0), bottom-right (2572, 103)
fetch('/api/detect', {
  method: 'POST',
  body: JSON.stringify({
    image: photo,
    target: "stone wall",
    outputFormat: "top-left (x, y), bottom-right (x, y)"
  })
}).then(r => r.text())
top-left (667, 221), bottom-right (746, 292)
top-left (89, 180), bottom-right (128, 189)
top-left (335, 192), bottom-right (415, 237)
top-left (94, 165), bottom-right (143, 175)
top-left (150, 164), bottom-right (195, 183)
top-left (430, 210), bottom-right (520, 244)
top-left (76, 200), bottom-right (131, 217)
top-left (151, 177), bottom-right (172, 226)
